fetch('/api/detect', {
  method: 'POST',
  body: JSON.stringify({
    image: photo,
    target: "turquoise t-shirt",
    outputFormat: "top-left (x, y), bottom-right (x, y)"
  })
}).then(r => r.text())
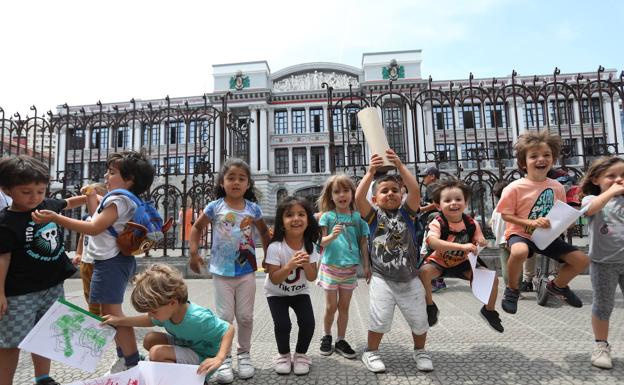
top-left (151, 302), bottom-right (230, 361)
top-left (319, 211), bottom-right (369, 266)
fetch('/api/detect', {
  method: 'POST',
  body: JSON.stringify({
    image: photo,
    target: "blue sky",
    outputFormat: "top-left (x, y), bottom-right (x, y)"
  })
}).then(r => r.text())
top-left (0, 0), bottom-right (621, 116)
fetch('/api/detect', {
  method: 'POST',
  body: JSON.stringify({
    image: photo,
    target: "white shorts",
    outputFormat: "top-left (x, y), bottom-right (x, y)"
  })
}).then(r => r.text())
top-left (368, 275), bottom-right (428, 335)
top-left (166, 334), bottom-right (201, 364)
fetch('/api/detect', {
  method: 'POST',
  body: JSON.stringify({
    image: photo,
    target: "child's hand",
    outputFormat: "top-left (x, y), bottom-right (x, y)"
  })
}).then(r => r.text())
top-left (368, 154), bottom-right (384, 175)
top-left (101, 314), bottom-right (122, 326)
top-left (531, 217), bottom-right (551, 228)
top-left (461, 243), bottom-right (478, 254)
top-left (287, 251), bottom-right (309, 269)
top-left (363, 266), bottom-right (372, 284)
top-left (31, 210), bottom-right (58, 224)
top-left (607, 181), bottom-right (624, 196)
top-left (0, 295), bottom-right (7, 320)
top-left (189, 255), bottom-right (206, 274)
top-left (477, 238), bottom-right (488, 247)
top-left (197, 356), bottom-right (224, 376)
top-left (72, 254), bottom-right (82, 266)
top-left (330, 224), bottom-right (344, 239)
top-left (385, 148), bottom-right (402, 168)
top-left (80, 185), bottom-right (96, 196)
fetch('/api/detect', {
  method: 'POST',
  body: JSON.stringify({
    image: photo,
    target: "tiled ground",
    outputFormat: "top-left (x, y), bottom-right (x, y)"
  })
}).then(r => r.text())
top-left (12, 275), bottom-right (623, 385)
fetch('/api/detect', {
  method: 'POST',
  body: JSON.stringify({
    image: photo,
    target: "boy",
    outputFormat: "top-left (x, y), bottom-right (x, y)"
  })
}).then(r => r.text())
top-left (419, 179), bottom-right (502, 332)
top-left (0, 155), bottom-right (88, 385)
top-left (103, 264), bottom-right (235, 379)
top-left (355, 149), bottom-right (432, 373)
top-left (31, 150), bottom-right (155, 373)
top-left (418, 166), bottom-right (446, 292)
top-left (496, 131), bottom-right (589, 314)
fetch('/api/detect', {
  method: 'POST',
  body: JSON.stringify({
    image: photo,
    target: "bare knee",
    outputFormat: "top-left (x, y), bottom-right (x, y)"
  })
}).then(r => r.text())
top-left (564, 251), bottom-right (590, 271)
top-left (143, 332), bottom-right (166, 351)
top-left (325, 301), bottom-right (338, 315)
top-left (148, 345), bottom-right (168, 362)
top-left (509, 243), bottom-right (529, 261)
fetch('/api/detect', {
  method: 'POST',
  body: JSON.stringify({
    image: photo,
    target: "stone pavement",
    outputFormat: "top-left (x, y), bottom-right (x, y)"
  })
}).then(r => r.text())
top-left (13, 275), bottom-right (624, 385)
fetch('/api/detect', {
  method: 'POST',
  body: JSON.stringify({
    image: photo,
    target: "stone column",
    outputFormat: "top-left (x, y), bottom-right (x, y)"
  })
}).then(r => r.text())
top-left (287, 107), bottom-right (292, 134)
top-left (306, 145), bottom-right (311, 174)
top-left (260, 108), bottom-right (269, 172)
top-left (305, 106), bottom-right (310, 133)
top-left (249, 107), bottom-right (258, 171)
top-left (288, 147), bottom-right (293, 174)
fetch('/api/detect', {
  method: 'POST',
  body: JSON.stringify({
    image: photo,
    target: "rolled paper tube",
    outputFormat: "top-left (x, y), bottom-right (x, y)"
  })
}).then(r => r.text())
top-left (357, 107), bottom-right (395, 172)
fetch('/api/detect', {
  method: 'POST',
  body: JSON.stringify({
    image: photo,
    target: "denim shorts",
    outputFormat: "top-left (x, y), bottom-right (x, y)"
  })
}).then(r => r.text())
top-left (507, 234), bottom-right (578, 263)
top-left (90, 254), bottom-right (137, 304)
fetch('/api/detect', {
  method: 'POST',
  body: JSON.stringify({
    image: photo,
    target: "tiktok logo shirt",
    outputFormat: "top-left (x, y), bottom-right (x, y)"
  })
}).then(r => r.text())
top-left (263, 241), bottom-right (320, 297)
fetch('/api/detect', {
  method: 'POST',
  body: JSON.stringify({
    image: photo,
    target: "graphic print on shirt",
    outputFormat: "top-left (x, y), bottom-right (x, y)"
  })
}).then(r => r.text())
top-left (237, 216), bottom-right (257, 270)
top-left (372, 215), bottom-right (409, 271)
top-left (525, 188), bottom-right (555, 235)
top-left (26, 221), bottom-right (64, 261)
top-left (212, 211), bottom-right (256, 276)
top-left (441, 230), bottom-right (470, 266)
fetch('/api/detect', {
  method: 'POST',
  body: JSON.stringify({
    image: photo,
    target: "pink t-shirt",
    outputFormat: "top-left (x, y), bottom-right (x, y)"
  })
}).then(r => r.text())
top-left (425, 216), bottom-right (484, 268)
top-left (495, 177), bottom-right (566, 240)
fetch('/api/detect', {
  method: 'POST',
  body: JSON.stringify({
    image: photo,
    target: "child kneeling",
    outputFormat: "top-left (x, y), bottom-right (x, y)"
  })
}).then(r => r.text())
top-left (103, 264), bottom-right (234, 380)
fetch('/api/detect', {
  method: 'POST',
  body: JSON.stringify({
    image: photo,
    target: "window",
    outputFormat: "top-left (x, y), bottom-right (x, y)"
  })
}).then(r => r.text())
top-left (485, 103), bottom-right (507, 128)
top-left (332, 108), bottom-right (343, 132)
top-left (274, 110), bottom-right (288, 134)
top-left (333, 145), bottom-right (345, 168)
top-left (583, 137), bottom-right (606, 156)
top-left (435, 144), bottom-right (457, 162)
top-left (189, 120), bottom-right (210, 144)
top-left (347, 144), bottom-right (363, 166)
top-left (458, 105), bottom-right (482, 129)
top-left (67, 128), bottom-right (85, 150)
top-left (112, 126), bottom-right (131, 148)
top-left (549, 100), bottom-right (574, 125)
top-left (310, 108), bottom-right (324, 132)
top-left (345, 107), bottom-right (360, 131)
top-left (142, 124), bottom-right (160, 147)
top-left (524, 101), bottom-right (546, 127)
top-left (65, 163), bottom-right (82, 186)
top-left (88, 161), bottom-right (107, 180)
top-left (90, 127), bottom-right (109, 150)
top-left (293, 147), bottom-right (307, 174)
top-left (150, 158), bottom-right (161, 174)
top-left (488, 141), bottom-right (512, 160)
top-left (562, 138), bottom-right (579, 156)
top-left (275, 148), bottom-right (289, 174)
top-left (187, 155), bottom-right (198, 174)
top-left (582, 98), bottom-right (602, 124)
top-left (383, 105), bottom-right (405, 159)
top-left (461, 142), bottom-right (485, 160)
top-left (311, 147), bottom-right (325, 173)
top-left (167, 121), bottom-right (185, 145)
top-left (277, 188), bottom-right (288, 204)
top-left (433, 106), bottom-right (453, 130)
top-left (292, 109), bottom-right (305, 133)
top-left (165, 156), bottom-right (184, 174)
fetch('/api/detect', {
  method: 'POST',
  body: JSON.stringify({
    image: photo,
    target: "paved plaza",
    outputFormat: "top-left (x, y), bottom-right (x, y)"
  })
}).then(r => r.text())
top-left (13, 273), bottom-right (624, 385)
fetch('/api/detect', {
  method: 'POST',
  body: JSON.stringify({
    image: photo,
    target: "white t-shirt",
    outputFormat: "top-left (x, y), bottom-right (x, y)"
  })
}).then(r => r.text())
top-left (263, 241), bottom-right (319, 297)
top-left (86, 195), bottom-right (137, 260)
top-left (81, 215), bottom-right (94, 264)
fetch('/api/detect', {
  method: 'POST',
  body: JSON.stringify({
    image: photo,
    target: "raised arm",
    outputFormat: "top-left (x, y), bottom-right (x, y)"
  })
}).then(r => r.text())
top-left (355, 153), bottom-right (384, 219)
top-left (32, 204), bottom-right (119, 236)
top-left (385, 149), bottom-right (420, 212)
top-left (584, 182), bottom-right (624, 217)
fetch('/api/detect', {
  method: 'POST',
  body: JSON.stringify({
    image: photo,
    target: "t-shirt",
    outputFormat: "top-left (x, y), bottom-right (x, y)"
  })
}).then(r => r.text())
top-left (86, 195), bottom-right (137, 260)
top-left (204, 198), bottom-right (263, 277)
top-left (0, 198), bottom-right (76, 296)
top-left (0, 191), bottom-right (11, 210)
top-left (151, 302), bottom-right (230, 361)
top-left (366, 203), bottom-right (420, 282)
top-left (489, 211), bottom-right (506, 247)
top-left (495, 177), bottom-right (566, 240)
top-left (426, 216), bottom-right (484, 268)
top-left (319, 211), bottom-right (369, 266)
top-left (582, 195), bottom-right (624, 264)
top-left (81, 215), bottom-right (95, 264)
top-left (263, 241), bottom-right (320, 297)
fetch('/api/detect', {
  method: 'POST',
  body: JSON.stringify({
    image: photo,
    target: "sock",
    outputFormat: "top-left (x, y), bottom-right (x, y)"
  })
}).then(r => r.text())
top-left (596, 339), bottom-right (609, 345)
top-left (124, 351), bottom-right (140, 367)
top-left (116, 346), bottom-right (124, 358)
top-left (34, 374), bottom-right (50, 383)
top-left (337, 336), bottom-right (344, 342)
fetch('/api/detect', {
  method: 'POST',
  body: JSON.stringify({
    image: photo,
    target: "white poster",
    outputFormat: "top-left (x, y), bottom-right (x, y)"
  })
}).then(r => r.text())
top-left (357, 107), bottom-right (394, 171)
top-left (468, 252), bottom-right (496, 305)
top-left (531, 200), bottom-right (588, 250)
top-left (66, 365), bottom-right (141, 385)
top-left (67, 362), bottom-right (205, 385)
top-left (18, 299), bottom-right (116, 373)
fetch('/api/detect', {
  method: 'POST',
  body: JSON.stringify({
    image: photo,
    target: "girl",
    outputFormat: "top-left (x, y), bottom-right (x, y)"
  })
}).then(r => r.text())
top-left (580, 156), bottom-right (624, 369)
top-left (264, 196), bottom-right (320, 375)
top-left (316, 175), bottom-right (370, 358)
top-left (189, 158), bottom-right (270, 383)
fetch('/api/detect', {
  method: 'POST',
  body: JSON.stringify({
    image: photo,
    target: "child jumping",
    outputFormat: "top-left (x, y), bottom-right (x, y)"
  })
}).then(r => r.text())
top-left (103, 264), bottom-right (235, 379)
top-left (264, 196), bottom-right (320, 375)
top-left (355, 149), bottom-right (432, 373)
top-left (0, 155), bottom-right (87, 385)
top-left (420, 179), bottom-right (503, 332)
top-left (496, 131), bottom-right (589, 314)
top-left (316, 175), bottom-right (370, 358)
top-left (580, 156), bottom-right (624, 369)
top-left (189, 158), bottom-right (270, 383)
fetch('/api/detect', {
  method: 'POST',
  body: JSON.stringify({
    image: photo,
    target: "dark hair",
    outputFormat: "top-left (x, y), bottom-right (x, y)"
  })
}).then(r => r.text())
top-left (581, 156), bottom-right (624, 196)
top-left (372, 174), bottom-right (402, 195)
top-left (514, 130), bottom-right (561, 172)
top-left (214, 158), bottom-right (258, 202)
top-left (270, 196), bottom-right (321, 254)
top-left (0, 155), bottom-right (49, 188)
top-left (107, 151), bottom-right (155, 196)
top-left (431, 178), bottom-right (471, 204)
top-left (492, 180), bottom-right (509, 199)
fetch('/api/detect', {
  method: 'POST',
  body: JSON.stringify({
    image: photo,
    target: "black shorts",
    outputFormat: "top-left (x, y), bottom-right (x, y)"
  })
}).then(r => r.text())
top-left (507, 235), bottom-right (578, 263)
top-left (426, 258), bottom-right (487, 280)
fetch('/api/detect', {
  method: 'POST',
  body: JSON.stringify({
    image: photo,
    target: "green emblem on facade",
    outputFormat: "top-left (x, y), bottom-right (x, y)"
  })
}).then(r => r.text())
top-left (230, 70), bottom-right (250, 90)
top-left (382, 59), bottom-right (405, 80)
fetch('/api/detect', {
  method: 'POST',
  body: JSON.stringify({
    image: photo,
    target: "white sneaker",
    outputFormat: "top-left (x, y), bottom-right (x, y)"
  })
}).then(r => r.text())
top-left (413, 349), bottom-right (434, 372)
top-left (361, 350), bottom-right (385, 373)
top-left (215, 357), bottom-right (234, 384)
top-left (293, 353), bottom-right (311, 375)
top-left (237, 352), bottom-right (255, 379)
top-left (591, 341), bottom-right (612, 369)
top-left (274, 353), bottom-right (291, 374)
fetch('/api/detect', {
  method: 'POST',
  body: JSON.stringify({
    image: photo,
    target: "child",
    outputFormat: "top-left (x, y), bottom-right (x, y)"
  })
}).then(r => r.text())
top-left (189, 158), bottom-right (270, 383)
top-left (418, 166), bottom-right (446, 292)
top-left (355, 149), bottom-right (432, 373)
top-left (0, 155), bottom-right (87, 385)
top-left (102, 264), bottom-right (235, 378)
top-left (580, 156), bottom-right (624, 369)
top-left (495, 131), bottom-right (589, 314)
top-left (31, 150), bottom-right (156, 373)
top-left (263, 196), bottom-right (320, 375)
top-left (490, 181), bottom-right (511, 286)
top-left (420, 179), bottom-right (503, 332)
top-left (316, 175), bottom-right (370, 358)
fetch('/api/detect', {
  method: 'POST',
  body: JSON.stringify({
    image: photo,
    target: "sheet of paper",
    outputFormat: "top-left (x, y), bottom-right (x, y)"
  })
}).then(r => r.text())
top-left (468, 252), bottom-right (496, 305)
top-left (66, 365), bottom-right (141, 385)
top-left (139, 361), bottom-right (205, 385)
top-left (531, 200), bottom-right (587, 250)
top-left (18, 299), bottom-right (116, 373)
top-left (357, 107), bottom-right (394, 170)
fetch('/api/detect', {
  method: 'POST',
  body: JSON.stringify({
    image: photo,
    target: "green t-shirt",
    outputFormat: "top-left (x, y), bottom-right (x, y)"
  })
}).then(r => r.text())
top-left (319, 211), bottom-right (369, 266)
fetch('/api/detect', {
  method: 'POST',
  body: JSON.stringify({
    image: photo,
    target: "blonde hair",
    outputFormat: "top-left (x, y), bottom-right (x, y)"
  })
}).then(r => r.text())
top-left (90, 182), bottom-right (107, 196)
top-left (131, 264), bottom-right (188, 312)
top-left (514, 130), bottom-right (561, 172)
top-left (317, 174), bottom-right (356, 212)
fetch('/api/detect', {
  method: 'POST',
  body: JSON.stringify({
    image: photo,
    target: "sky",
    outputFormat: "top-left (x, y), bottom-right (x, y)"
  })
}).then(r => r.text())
top-left (1, 0), bottom-right (622, 116)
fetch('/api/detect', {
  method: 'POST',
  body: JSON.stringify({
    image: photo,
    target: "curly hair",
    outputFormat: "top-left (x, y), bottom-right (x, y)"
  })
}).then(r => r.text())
top-left (514, 130), bottom-right (561, 172)
top-left (131, 264), bottom-right (188, 312)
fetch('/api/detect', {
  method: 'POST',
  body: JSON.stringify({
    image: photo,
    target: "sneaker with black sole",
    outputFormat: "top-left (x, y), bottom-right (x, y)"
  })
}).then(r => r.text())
top-left (501, 287), bottom-right (520, 314)
top-left (319, 335), bottom-right (333, 356)
top-left (479, 305), bottom-right (504, 333)
top-left (546, 281), bottom-right (583, 308)
top-left (426, 303), bottom-right (439, 326)
top-left (334, 339), bottom-right (356, 359)
top-left (519, 280), bottom-right (534, 292)
top-left (35, 378), bottom-right (60, 385)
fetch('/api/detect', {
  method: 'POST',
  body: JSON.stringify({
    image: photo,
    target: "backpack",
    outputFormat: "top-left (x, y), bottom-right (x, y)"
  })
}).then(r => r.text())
top-left (97, 189), bottom-right (174, 256)
top-left (423, 213), bottom-right (476, 260)
top-left (367, 207), bottom-right (424, 267)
